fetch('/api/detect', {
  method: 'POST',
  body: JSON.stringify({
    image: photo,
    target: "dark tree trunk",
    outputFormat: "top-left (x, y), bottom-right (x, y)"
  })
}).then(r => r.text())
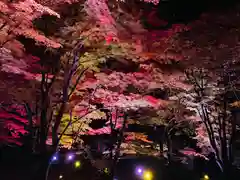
top-left (52, 102), bottom-right (66, 147)
top-left (167, 137), bottom-right (172, 164)
top-left (40, 72), bottom-right (48, 152)
top-left (159, 140), bottom-right (164, 156)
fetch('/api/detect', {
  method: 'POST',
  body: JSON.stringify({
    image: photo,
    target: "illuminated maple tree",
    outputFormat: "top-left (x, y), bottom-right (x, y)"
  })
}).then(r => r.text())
top-left (0, 0), bottom-right (192, 158)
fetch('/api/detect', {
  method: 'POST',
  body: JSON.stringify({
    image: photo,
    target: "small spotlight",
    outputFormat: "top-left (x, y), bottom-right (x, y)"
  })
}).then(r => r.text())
top-left (138, 168), bottom-right (142, 173)
top-left (68, 155), bottom-right (73, 160)
top-left (203, 174), bottom-right (209, 180)
top-left (66, 153), bottom-right (75, 161)
top-left (135, 166), bottom-right (144, 176)
top-left (59, 174), bottom-right (63, 179)
top-left (143, 170), bottom-right (153, 180)
top-left (104, 168), bottom-right (109, 174)
top-left (74, 161), bottom-right (81, 168)
top-left (51, 155), bottom-right (58, 162)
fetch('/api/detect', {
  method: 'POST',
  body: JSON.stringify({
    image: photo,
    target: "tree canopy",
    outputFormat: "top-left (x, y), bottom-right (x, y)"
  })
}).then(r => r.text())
top-left (0, 0), bottom-right (240, 174)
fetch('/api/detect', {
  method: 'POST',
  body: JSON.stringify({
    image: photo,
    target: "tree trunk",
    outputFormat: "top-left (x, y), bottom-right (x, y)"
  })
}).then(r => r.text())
top-left (159, 140), bottom-right (164, 156)
top-left (52, 102), bottom-right (66, 147)
top-left (25, 103), bottom-right (34, 151)
top-left (40, 93), bottom-right (48, 152)
top-left (229, 110), bottom-right (237, 163)
top-left (167, 137), bottom-right (172, 164)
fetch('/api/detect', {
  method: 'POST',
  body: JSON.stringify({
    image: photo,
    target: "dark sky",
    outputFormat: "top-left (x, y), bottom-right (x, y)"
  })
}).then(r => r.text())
top-left (155, 0), bottom-right (239, 23)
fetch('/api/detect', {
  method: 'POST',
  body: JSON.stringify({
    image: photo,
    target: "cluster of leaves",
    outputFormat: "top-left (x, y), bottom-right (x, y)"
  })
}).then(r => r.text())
top-left (0, 0), bottom-right (61, 49)
top-left (0, 103), bottom-right (36, 146)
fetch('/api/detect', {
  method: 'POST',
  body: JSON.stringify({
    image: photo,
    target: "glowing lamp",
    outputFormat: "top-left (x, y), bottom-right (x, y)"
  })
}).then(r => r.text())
top-left (74, 161), bottom-right (81, 168)
top-left (135, 166), bottom-right (144, 176)
top-left (66, 153), bottom-right (74, 161)
top-left (203, 174), bottom-right (209, 180)
top-left (143, 170), bottom-right (153, 180)
top-left (137, 168), bottom-right (143, 173)
top-left (59, 175), bottom-right (63, 179)
top-left (51, 155), bottom-right (58, 162)
top-left (68, 155), bottom-right (73, 160)
top-left (104, 168), bottom-right (109, 174)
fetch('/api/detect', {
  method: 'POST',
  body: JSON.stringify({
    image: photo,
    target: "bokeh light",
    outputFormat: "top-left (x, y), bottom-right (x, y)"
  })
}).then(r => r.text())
top-left (143, 170), bottom-right (153, 180)
top-left (68, 155), bottom-right (73, 160)
top-left (66, 153), bottom-right (75, 161)
top-left (203, 174), bottom-right (209, 180)
top-left (135, 166), bottom-right (144, 176)
top-left (74, 160), bottom-right (81, 168)
top-left (137, 168), bottom-right (143, 173)
top-left (104, 168), bottom-right (109, 174)
top-left (51, 154), bottom-right (58, 162)
top-left (59, 174), bottom-right (63, 179)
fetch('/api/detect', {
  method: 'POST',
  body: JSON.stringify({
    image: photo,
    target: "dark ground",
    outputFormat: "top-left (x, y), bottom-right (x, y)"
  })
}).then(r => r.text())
top-left (1, 146), bottom-right (239, 180)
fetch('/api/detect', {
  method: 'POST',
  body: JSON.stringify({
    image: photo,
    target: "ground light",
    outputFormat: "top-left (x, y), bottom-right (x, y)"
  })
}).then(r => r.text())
top-left (66, 153), bottom-right (75, 162)
top-left (59, 175), bottom-right (63, 179)
top-left (137, 168), bottom-right (143, 174)
top-left (203, 174), bottom-right (209, 180)
top-left (74, 160), bottom-right (81, 168)
top-left (51, 154), bottom-right (58, 162)
top-left (135, 166), bottom-right (144, 176)
top-left (104, 168), bottom-right (109, 174)
top-left (143, 170), bottom-right (153, 180)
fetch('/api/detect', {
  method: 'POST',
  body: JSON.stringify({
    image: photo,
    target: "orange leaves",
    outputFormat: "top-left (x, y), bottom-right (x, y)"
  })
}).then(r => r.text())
top-left (138, 52), bottom-right (158, 60)
top-left (125, 132), bottom-right (153, 143)
top-left (230, 101), bottom-right (240, 108)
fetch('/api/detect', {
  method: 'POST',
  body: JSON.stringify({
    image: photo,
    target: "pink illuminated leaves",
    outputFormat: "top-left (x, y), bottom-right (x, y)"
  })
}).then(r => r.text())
top-left (179, 148), bottom-right (209, 160)
top-left (94, 67), bottom-right (190, 92)
top-left (0, 104), bottom-right (30, 145)
top-left (0, 47), bottom-right (54, 82)
top-left (16, 28), bottom-right (61, 48)
top-left (0, 0), bottom-right (61, 48)
top-left (0, 112), bottom-right (28, 124)
top-left (92, 88), bottom-right (153, 109)
top-left (85, 0), bottom-right (117, 38)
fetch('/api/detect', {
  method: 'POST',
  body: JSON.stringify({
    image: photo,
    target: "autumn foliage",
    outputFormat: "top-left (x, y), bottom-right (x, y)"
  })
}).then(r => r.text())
top-left (0, 0), bottom-right (193, 153)
top-left (1, 2), bottom-right (240, 175)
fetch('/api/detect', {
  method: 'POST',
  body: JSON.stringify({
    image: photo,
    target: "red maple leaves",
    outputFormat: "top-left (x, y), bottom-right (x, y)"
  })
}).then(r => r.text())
top-left (0, 104), bottom-right (30, 146)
